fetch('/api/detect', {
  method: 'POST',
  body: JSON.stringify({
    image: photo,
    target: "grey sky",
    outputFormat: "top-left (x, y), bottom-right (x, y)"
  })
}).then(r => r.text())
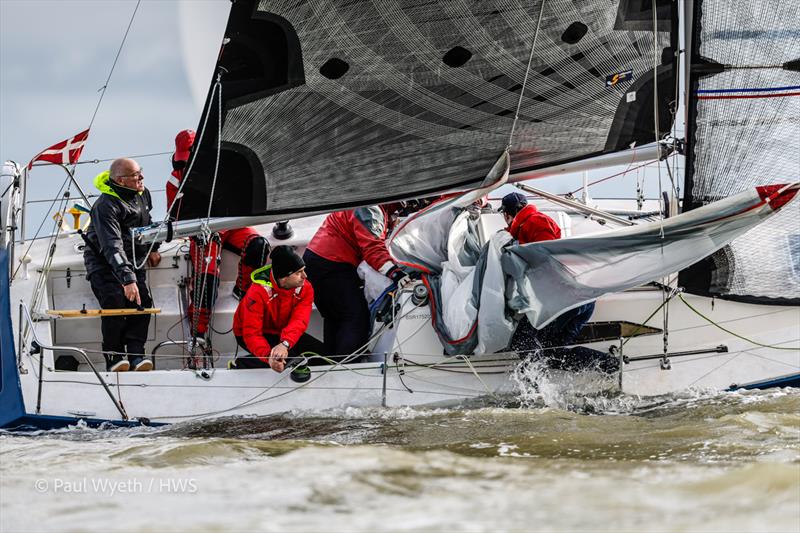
top-left (1, 0), bottom-right (205, 236)
top-left (1, 0), bottom-right (682, 240)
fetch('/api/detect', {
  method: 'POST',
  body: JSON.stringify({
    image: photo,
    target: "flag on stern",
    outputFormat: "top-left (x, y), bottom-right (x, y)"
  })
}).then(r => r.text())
top-left (27, 129), bottom-right (90, 170)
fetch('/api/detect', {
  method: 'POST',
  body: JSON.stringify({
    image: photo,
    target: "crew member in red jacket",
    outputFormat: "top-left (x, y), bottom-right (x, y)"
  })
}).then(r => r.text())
top-left (500, 192), bottom-right (562, 244)
top-left (303, 205), bottom-right (409, 356)
top-left (232, 246), bottom-right (323, 371)
top-left (500, 192), bottom-right (594, 348)
top-left (167, 129), bottom-right (270, 340)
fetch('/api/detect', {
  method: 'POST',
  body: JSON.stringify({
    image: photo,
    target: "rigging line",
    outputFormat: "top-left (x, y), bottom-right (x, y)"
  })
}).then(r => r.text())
top-left (565, 160), bottom-right (657, 196)
top-left (621, 287), bottom-right (680, 347)
top-left (686, 351), bottom-right (742, 389)
top-left (733, 348), bottom-right (800, 370)
top-left (0, 181), bottom-right (13, 199)
top-left (86, 0), bottom-right (141, 134)
top-left (130, 76), bottom-right (221, 270)
top-left (29, 200), bottom-right (70, 316)
top-left (678, 294), bottom-right (800, 351)
top-left (652, 0), bottom-right (665, 239)
top-left (458, 355), bottom-right (496, 397)
top-left (76, 151), bottom-right (172, 165)
top-left (506, 0), bottom-right (546, 150)
top-left (152, 307), bottom-right (411, 420)
top-left (205, 75), bottom-right (224, 222)
top-left (163, 77), bottom-right (219, 217)
top-left (11, 175), bottom-right (70, 279)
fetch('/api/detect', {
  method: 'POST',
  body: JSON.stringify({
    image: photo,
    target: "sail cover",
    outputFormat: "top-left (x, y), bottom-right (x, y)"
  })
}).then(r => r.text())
top-left (681, 1), bottom-right (800, 304)
top-left (177, 0), bottom-right (678, 220)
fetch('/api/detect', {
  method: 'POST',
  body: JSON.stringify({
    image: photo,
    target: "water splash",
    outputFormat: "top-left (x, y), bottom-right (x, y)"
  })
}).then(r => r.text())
top-left (509, 355), bottom-right (620, 412)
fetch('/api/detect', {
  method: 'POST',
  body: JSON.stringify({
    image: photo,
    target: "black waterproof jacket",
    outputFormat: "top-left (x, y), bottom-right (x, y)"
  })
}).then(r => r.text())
top-left (83, 171), bottom-right (160, 285)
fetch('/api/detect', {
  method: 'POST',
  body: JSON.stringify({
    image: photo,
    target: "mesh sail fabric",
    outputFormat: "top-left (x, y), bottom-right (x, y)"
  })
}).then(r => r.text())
top-left (179, 0), bottom-right (677, 219)
top-left (683, 0), bottom-right (800, 303)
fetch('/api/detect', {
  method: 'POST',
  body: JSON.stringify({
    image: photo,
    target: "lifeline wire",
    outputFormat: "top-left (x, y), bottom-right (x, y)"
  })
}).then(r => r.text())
top-left (11, 174), bottom-right (70, 279)
top-left (74, 151), bottom-right (172, 165)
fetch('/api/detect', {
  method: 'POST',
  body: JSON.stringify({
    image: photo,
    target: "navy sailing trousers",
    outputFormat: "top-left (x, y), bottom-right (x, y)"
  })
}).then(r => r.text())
top-left (88, 268), bottom-right (152, 361)
top-left (302, 250), bottom-right (370, 357)
top-left (510, 302), bottom-right (595, 352)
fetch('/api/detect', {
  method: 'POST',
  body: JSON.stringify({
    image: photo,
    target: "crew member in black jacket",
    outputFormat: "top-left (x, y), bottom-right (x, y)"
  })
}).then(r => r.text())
top-left (84, 158), bottom-right (161, 371)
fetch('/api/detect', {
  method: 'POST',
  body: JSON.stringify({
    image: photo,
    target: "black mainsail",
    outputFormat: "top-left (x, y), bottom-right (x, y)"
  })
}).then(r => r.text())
top-left (176, 0), bottom-right (678, 220)
top-left (680, 0), bottom-right (800, 304)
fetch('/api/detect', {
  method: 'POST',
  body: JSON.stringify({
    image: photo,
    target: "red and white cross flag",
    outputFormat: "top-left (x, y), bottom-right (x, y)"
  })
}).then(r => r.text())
top-left (27, 129), bottom-right (90, 170)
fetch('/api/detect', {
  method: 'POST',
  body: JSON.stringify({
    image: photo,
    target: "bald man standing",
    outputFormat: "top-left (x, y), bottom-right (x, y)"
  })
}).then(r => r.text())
top-left (83, 158), bottom-right (161, 372)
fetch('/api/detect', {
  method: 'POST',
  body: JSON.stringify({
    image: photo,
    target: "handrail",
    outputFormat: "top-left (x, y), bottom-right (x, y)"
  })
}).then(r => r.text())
top-left (516, 183), bottom-right (636, 227)
top-left (152, 339), bottom-right (198, 356)
top-left (19, 302), bottom-right (128, 420)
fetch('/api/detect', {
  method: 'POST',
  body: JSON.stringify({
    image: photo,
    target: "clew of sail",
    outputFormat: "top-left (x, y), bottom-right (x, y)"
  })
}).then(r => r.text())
top-left (391, 183), bottom-right (799, 355)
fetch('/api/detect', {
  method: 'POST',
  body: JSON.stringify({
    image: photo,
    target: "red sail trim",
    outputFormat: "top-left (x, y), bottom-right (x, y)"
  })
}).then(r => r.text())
top-left (757, 183), bottom-right (800, 211)
top-left (421, 275), bottom-right (478, 345)
top-left (693, 184), bottom-right (798, 225)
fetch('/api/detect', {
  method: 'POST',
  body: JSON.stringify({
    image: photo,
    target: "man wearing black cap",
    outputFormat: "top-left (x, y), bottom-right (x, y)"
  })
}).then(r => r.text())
top-left (498, 191), bottom-right (562, 244)
top-left (231, 246), bottom-right (323, 371)
top-left (499, 191), bottom-right (595, 349)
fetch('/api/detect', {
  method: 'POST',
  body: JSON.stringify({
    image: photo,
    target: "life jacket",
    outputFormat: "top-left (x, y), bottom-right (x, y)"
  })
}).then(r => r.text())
top-left (232, 265), bottom-right (314, 361)
top-left (83, 171), bottom-right (156, 283)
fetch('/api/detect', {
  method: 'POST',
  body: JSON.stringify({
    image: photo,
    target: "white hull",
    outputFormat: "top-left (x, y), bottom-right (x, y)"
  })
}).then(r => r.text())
top-left (7, 202), bottom-right (800, 426)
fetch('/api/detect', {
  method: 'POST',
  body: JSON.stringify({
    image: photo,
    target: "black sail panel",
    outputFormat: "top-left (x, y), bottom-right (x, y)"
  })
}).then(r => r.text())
top-left (179, 0), bottom-right (678, 219)
top-left (681, 0), bottom-right (800, 304)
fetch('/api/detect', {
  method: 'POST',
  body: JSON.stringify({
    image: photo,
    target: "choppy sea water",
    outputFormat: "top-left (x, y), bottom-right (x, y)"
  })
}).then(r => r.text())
top-left (2, 387), bottom-right (799, 532)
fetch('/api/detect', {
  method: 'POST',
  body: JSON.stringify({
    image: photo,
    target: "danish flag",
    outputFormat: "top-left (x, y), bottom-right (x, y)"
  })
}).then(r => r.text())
top-left (27, 129), bottom-right (90, 170)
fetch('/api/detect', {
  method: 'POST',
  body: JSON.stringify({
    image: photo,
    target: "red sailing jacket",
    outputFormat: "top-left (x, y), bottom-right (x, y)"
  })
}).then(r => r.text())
top-left (306, 206), bottom-right (394, 274)
top-left (508, 204), bottom-right (562, 244)
top-left (232, 265), bottom-right (314, 361)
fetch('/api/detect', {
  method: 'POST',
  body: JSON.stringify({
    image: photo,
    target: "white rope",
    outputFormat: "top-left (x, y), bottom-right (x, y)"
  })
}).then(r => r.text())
top-left (506, 0), bottom-right (547, 150)
top-left (458, 354), bottom-right (496, 397)
top-left (205, 76), bottom-right (224, 223)
top-left (130, 76), bottom-right (222, 270)
top-left (651, 0), bottom-right (666, 240)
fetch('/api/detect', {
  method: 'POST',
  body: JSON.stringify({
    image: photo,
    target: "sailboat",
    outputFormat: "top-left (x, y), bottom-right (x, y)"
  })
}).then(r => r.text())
top-left (1, 0), bottom-right (797, 429)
